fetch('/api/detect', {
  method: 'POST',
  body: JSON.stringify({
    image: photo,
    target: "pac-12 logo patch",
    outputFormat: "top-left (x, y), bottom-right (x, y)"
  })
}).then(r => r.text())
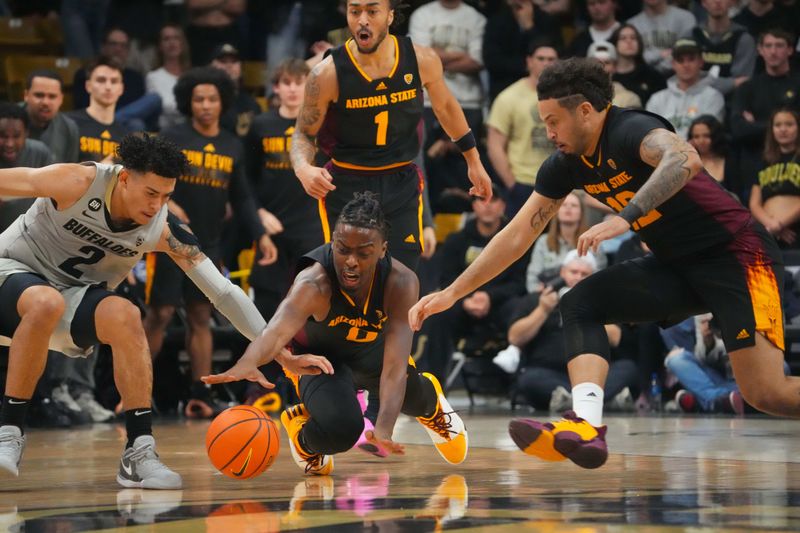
top-left (404, 73), bottom-right (413, 85)
top-left (87, 198), bottom-right (102, 211)
top-left (135, 236), bottom-right (145, 247)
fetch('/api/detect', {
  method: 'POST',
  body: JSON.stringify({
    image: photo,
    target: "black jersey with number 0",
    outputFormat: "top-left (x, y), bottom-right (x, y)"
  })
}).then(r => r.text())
top-left (534, 106), bottom-right (753, 261)
top-left (317, 35), bottom-right (423, 169)
top-left (292, 243), bottom-right (391, 366)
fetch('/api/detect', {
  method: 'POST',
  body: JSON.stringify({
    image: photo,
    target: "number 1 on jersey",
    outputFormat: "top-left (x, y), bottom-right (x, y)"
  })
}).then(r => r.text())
top-left (374, 110), bottom-right (389, 146)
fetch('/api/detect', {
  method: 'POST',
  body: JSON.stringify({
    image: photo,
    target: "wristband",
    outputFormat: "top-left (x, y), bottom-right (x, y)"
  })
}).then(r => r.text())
top-left (453, 129), bottom-right (477, 152)
top-left (618, 202), bottom-right (644, 226)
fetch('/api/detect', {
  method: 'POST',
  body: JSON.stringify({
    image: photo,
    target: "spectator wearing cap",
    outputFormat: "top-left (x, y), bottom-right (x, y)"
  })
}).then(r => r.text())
top-left (508, 249), bottom-right (638, 412)
top-left (628, 0), bottom-right (696, 74)
top-left (566, 0), bottom-right (621, 58)
top-left (688, 0), bottom-right (755, 95)
top-left (417, 184), bottom-right (527, 381)
top-left (211, 43), bottom-right (262, 138)
top-left (21, 70), bottom-right (80, 163)
top-left (646, 39), bottom-right (725, 138)
top-left (587, 41), bottom-right (642, 108)
top-left (486, 40), bottom-right (558, 219)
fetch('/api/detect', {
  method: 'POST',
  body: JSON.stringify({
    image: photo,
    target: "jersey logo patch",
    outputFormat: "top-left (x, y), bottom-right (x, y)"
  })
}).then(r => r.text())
top-left (404, 73), bottom-right (413, 85)
top-left (135, 236), bottom-right (144, 247)
top-left (87, 198), bottom-right (102, 211)
top-left (736, 329), bottom-right (750, 340)
top-left (284, 126), bottom-right (295, 135)
top-left (607, 159), bottom-right (617, 170)
top-left (404, 233), bottom-right (416, 244)
top-left (101, 130), bottom-right (111, 139)
top-left (375, 81), bottom-right (387, 91)
top-left (203, 143), bottom-right (216, 153)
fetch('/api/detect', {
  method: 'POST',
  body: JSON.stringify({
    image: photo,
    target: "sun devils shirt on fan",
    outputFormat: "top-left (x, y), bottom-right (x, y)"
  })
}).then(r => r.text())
top-left (0, 162), bottom-right (167, 290)
top-left (67, 109), bottom-right (133, 162)
top-left (534, 106), bottom-right (753, 262)
top-left (161, 122), bottom-right (264, 249)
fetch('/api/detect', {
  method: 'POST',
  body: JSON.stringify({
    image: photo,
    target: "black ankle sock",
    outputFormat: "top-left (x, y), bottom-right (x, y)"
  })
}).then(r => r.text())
top-left (125, 408), bottom-right (153, 448)
top-left (0, 396), bottom-right (29, 433)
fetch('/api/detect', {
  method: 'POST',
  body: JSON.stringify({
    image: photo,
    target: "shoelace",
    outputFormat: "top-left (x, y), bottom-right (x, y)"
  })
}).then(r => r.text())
top-left (127, 442), bottom-right (162, 469)
top-left (423, 410), bottom-right (459, 440)
top-left (0, 433), bottom-right (23, 452)
top-left (304, 454), bottom-right (326, 474)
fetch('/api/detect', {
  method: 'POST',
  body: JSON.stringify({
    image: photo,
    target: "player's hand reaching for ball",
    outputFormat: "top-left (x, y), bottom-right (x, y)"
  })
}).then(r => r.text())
top-left (201, 360), bottom-right (275, 390)
top-left (296, 164), bottom-right (336, 199)
top-left (364, 429), bottom-right (405, 455)
top-left (577, 216), bottom-right (630, 256)
top-left (408, 289), bottom-right (458, 331)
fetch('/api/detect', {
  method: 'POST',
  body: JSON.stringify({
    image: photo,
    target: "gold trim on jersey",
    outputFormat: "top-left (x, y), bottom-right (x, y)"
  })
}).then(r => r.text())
top-left (338, 265), bottom-right (376, 316)
top-left (345, 35), bottom-right (400, 83)
top-left (331, 159), bottom-right (411, 172)
top-left (318, 198), bottom-right (332, 243)
top-left (416, 170), bottom-right (424, 254)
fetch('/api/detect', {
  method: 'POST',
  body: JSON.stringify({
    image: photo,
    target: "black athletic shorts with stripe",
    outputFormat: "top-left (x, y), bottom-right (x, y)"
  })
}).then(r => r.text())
top-left (319, 161), bottom-right (424, 272)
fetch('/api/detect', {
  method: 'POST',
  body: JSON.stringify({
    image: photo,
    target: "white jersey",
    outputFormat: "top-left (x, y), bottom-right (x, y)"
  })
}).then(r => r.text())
top-left (0, 162), bottom-right (168, 290)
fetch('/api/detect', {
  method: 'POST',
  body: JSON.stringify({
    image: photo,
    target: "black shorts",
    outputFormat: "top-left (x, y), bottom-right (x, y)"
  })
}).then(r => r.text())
top-left (569, 221), bottom-right (784, 353)
top-left (320, 162), bottom-right (424, 270)
top-left (0, 272), bottom-right (114, 350)
top-left (145, 249), bottom-right (221, 307)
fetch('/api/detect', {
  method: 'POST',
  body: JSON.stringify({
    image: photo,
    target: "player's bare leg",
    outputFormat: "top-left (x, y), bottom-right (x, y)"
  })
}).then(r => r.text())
top-left (730, 333), bottom-right (800, 416)
top-left (95, 295), bottom-right (181, 489)
top-left (184, 300), bottom-right (218, 419)
top-left (0, 286), bottom-right (64, 477)
top-left (143, 304), bottom-right (176, 359)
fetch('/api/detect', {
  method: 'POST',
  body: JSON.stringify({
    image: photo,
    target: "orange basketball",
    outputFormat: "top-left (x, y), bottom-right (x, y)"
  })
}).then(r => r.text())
top-left (206, 405), bottom-right (280, 479)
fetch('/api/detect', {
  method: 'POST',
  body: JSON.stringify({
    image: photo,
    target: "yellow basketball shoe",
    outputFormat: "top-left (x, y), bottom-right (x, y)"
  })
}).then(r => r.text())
top-left (416, 373), bottom-right (468, 464)
top-left (280, 404), bottom-right (334, 476)
top-left (508, 411), bottom-right (608, 469)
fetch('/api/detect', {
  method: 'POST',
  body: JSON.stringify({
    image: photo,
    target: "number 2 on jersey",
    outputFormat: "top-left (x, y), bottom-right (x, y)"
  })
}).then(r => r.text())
top-left (58, 245), bottom-right (106, 278)
top-left (374, 110), bottom-right (389, 146)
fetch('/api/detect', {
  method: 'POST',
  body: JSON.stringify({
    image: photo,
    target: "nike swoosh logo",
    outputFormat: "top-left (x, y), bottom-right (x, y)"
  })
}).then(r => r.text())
top-left (121, 458), bottom-right (134, 477)
top-left (134, 410), bottom-right (151, 416)
top-left (7, 399), bottom-right (26, 405)
top-left (232, 448), bottom-right (253, 477)
top-left (82, 210), bottom-right (96, 219)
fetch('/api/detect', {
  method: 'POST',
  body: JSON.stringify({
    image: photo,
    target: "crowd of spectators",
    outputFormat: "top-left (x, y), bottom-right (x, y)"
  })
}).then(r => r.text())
top-left (2, 0), bottom-right (800, 425)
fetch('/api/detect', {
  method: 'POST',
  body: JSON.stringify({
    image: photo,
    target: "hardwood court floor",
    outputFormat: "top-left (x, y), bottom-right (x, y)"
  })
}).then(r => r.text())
top-left (3, 405), bottom-right (800, 532)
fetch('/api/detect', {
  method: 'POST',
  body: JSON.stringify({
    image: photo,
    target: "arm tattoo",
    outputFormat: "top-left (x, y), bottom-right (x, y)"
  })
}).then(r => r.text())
top-left (290, 65), bottom-right (324, 169)
top-left (632, 130), bottom-right (699, 214)
top-left (528, 200), bottom-right (561, 232)
top-left (166, 234), bottom-right (202, 266)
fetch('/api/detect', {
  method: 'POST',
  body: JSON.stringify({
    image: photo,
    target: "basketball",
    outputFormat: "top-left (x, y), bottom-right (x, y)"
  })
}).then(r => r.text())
top-left (206, 406), bottom-right (280, 480)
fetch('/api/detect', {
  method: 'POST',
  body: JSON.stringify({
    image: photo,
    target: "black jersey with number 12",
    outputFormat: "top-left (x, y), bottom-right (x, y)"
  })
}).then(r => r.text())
top-left (318, 35), bottom-right (423, 169)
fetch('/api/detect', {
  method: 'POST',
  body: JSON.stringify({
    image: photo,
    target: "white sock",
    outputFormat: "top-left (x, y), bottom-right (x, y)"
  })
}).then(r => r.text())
top-left (572, 382), bottom-right (604, 427)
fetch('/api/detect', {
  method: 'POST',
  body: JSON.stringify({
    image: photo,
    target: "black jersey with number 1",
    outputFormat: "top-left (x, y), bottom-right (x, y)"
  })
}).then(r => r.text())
top-left (317, 35), bottom-right (423, 169)
top-left (534, 107), bottom-right (753, 262)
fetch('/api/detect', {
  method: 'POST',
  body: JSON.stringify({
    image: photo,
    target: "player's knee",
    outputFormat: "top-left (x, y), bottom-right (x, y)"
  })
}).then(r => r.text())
top-left (738, 386), bottom-right (781, 415)
top-left (99, 298), bottom-right (145, 340)
top-left (19, 286), bottom-right (65, 323)
top-left (321, 414), bottom-right (364, 453)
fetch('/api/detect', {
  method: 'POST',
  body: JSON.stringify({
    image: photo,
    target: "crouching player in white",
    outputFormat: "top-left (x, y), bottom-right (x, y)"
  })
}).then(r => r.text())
top-left (0, 134), bottom-right (329, 488)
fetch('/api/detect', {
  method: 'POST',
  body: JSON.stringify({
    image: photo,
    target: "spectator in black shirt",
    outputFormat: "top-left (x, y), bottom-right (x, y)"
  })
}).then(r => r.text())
top-left (609, 23), bottom-right (667, 106)
top-left (210, 44), bottom-right (262, 138)
top-left (144, 67), bottom-right (276, 419)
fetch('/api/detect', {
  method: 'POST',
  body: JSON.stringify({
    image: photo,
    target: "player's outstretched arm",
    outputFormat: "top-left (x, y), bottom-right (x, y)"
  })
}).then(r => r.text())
top-left (369, 262), bottom-right (420, 456)
top-left (415, 44), bottom-right (492, 200)
top-left (409, 192), bottom-right (562, 331)
top-left (0, 163), bottom-right (93, 207)
top-left (201, 265), bottom-right (334, 386)
top-left (291, 56), bottom-right (338, 200)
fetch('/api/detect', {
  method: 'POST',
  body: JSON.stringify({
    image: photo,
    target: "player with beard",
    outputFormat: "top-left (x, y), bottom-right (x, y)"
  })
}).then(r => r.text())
top-left (290, 0), bottom-right (493, 273)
